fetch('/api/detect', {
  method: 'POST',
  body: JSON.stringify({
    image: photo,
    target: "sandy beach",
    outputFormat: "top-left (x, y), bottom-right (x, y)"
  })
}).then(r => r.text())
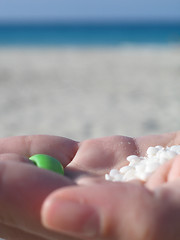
top-left (0, 45), bottom-right (180, 141)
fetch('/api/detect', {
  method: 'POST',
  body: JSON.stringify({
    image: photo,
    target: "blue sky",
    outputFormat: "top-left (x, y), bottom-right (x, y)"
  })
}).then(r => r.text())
top-left (0, 0), bottom-right (180, 23)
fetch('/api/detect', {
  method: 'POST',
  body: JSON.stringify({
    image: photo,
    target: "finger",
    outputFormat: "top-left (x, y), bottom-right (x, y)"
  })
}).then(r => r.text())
top-left (0, 153), bottom-right (31, 163)
top-left (146, 155), bottom-right (180, 190)
top-left (167, 155), bottom-right (180, 182)
top-left (70, 135), bottom-right (141, 174)
top-left (145, 159), bottom-right (174, 190)
top-left (0, 135), bottom-right (79, 167)
top-left (0, 159), bottom-right (77, 240)
top-left (41, 182), bottom-right (156, 240)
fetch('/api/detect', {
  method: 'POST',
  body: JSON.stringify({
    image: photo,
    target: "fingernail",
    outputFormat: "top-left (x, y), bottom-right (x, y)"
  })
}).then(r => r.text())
top-left (42, 198), bottom-right (100, 237)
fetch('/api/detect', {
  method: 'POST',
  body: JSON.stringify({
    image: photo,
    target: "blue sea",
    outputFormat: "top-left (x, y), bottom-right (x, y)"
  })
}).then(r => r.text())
top-left (0, 22), bottom-right (180, 46)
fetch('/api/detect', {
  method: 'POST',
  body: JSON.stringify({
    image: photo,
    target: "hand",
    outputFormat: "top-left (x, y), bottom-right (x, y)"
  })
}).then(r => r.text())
top-left (0, 133), bottom-right (179, 240)
top-left (41, 132), bottom-right (180, 240)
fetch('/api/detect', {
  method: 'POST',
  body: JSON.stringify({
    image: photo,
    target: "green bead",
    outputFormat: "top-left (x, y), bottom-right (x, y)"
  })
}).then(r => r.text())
top-left (29, 154), bottom-right (64, 175)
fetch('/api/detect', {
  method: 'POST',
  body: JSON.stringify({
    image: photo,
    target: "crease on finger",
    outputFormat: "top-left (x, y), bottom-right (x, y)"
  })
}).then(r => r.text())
top-left (0, 222), bottom-right (48, 240)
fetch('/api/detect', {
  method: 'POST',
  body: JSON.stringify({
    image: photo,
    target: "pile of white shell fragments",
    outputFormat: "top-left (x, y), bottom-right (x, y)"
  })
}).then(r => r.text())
top-left (105, 145), bottom-right (180, 182)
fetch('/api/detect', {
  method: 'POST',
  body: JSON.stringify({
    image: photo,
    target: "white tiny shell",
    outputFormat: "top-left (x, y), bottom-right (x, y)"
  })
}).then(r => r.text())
top-left (146, 147), bottom-right (158, 156)
top-left (113, 174), bottom-right (123, 181)
top-left (145, 162), bottom-right (160, 173)
top-left (109, 169), bottom-right (119, 177)
top-left (105, 174), bottom-right (112, 181)
top-left (119, 165), bottom-right (131, 173)
top-left (123, 169), bottom-right (136, 181)
top-left (126, 155), bottom-right (140, 162)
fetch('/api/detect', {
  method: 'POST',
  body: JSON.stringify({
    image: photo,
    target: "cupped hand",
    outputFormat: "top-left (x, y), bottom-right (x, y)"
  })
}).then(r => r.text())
top-left (0, 132), bottom-right (180, 240)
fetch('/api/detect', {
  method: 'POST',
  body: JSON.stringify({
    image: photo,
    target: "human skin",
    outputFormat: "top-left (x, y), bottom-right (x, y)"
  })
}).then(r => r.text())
top-left (0, 132), bottom-right (180, 239)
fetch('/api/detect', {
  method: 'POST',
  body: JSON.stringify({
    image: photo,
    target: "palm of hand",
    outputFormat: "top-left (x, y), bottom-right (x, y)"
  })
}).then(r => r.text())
top-left (67, 133), bottom-right (180, 187)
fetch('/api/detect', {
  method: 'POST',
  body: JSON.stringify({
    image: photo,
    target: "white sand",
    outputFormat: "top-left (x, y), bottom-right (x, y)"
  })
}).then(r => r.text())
top-left (0, 45), bottom-right (180, 141)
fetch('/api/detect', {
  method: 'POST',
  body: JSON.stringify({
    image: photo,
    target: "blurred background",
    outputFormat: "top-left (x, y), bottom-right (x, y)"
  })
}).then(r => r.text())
top-left (0, 0), bottom-right (180, 141)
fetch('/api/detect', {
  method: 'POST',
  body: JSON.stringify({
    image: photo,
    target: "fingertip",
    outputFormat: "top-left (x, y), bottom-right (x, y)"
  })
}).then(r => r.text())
top-left (41, 192), bottom-right (100, 238)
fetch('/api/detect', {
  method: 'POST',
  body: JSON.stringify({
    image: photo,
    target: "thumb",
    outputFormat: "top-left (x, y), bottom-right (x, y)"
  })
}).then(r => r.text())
top-left (41, 182), bottom-right (156, 240)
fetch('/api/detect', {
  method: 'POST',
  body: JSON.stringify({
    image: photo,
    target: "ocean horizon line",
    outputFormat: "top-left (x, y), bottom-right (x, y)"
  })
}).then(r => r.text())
top-left (0, 21), bottom-right (180, 46)
top-left (0, 20), bottom-right (180, 26)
